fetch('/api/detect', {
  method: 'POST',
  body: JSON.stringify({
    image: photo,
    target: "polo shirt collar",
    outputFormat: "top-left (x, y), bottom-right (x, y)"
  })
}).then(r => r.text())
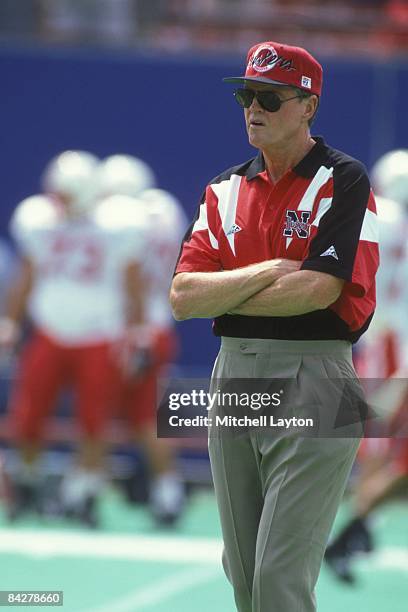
top-left (246, 152), bottom-right (265, 180)
top-left (293, 136), bottom-right (328, 177)
top-left (246, 136), bottom-right (328, 181)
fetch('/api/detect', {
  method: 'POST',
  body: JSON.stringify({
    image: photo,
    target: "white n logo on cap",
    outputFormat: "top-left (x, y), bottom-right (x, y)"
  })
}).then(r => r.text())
top-left (301, 76), bottom-right (312, 89)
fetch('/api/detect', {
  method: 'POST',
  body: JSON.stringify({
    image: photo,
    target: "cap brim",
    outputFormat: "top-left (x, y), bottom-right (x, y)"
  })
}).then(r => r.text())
top-left (222, 76), bottom-right (288, 86)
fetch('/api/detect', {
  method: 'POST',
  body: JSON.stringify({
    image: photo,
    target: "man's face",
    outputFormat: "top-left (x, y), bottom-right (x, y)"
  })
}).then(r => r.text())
top-left (243, 83), bottom-right (311, 150)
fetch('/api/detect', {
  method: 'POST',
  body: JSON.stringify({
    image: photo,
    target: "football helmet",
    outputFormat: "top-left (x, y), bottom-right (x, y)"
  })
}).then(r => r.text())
top-left (10, 194), bottom-right (59, 241)
top-left (371, 149), bottom-right (408, 207)
top-left (93, 194), bottom-right (149, 230)
top-left (42, 150), bottom-right (100, 214)
top-left (139, 188), bottom-right (185, 227)
top-left (95, 155), bottom-right (156, 199)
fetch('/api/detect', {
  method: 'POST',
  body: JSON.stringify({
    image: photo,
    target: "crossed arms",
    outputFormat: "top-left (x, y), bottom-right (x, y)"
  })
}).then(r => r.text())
top-left (170, 259), bottom-right (344, 321)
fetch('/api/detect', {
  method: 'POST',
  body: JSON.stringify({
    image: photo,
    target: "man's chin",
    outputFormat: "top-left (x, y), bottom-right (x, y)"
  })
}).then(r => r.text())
top-left (248, 134), bottom-right (264, 149)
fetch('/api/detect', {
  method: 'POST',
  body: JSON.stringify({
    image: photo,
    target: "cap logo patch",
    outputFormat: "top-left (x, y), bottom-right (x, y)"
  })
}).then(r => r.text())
top-left (249, 44), bottom-right (295, 73)
top-left (301, 76), bottom-right (312, 89)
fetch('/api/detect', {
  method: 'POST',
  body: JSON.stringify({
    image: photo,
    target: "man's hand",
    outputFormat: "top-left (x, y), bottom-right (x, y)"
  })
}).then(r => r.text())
top-left (266, 258), bottom-right (302, 278)
top-left (227, 259), bottom-right (302, 314)
top-left (226, 259), bottom-right (301, 314)
top-left (229, 270), bottom-right (344, 317)
top-left (170, 258), bottom-right (302, 321)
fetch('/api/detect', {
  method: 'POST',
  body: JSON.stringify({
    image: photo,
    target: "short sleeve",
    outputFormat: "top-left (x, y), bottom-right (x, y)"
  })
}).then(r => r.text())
top-left (175, 186), bottom-right (222, 274)
top-left (301, 160), bottom-right (379, 298)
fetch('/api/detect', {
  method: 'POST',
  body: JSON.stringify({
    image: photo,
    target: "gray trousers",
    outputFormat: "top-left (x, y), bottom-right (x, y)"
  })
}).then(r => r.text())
top-left (208, 338), bottom-right (361, 612)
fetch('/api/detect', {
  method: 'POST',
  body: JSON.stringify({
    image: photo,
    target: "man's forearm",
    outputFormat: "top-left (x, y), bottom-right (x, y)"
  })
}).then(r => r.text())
top-left (170, 259), bottom-right (300, 320)
top-left (229, 270), bottom-right (344, 317)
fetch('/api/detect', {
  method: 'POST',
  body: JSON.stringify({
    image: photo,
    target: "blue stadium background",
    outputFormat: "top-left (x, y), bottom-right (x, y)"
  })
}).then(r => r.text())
top-left (1, 44), bottom-right (407, 370)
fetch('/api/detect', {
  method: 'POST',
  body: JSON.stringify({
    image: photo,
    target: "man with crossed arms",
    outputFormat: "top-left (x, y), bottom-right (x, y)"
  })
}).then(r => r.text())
top-left (171, 41), bottom-right (379, 612)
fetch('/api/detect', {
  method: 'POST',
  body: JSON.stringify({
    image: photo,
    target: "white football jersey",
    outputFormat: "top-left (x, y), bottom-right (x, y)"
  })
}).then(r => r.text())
top-left (358, 196), bottom-right (408, 375)
top-left (140, 190), bottom-right (188, 327)
top-left (10, 194), bottom-right (148, 345)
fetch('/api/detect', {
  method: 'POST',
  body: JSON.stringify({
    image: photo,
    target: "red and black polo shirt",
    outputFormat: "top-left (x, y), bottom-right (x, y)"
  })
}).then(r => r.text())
top-left (175, 137), bottom-right (379, 343)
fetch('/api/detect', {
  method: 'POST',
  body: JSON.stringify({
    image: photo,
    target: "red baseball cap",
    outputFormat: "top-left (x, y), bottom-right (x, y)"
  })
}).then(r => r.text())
top-left (223, 41), bottom-right (323, 97)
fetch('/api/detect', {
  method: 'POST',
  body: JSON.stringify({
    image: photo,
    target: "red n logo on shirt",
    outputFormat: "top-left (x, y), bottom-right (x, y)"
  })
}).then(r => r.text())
top-left (283, 210), bottom-right (311, 239)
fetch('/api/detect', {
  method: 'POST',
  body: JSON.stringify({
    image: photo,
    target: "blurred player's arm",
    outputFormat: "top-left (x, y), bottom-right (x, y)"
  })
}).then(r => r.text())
top-left (122, 260), bottom-right (153, 378)
top-left (170, 258), bottom-right (301, 320)
top-left (124, 260), bottom-right (145, 327)
top-left (0, 255), bottom-right (34, 348)
top-left (229, 270), bottom-right (344, 317)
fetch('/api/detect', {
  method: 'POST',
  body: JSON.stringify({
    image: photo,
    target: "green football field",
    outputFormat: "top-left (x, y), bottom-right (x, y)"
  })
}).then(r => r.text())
top-left (0, 488), bottom-right (407, 611)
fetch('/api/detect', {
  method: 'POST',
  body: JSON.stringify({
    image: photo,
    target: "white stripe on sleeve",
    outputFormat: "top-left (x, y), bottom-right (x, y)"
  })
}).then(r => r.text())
top-left (211, 175), bottom-right (242, 256)
top-left (311, 197), bottom-right (333, 227)
top-left (360, 209), bottom-right (379, 243)
top-left (192, 202), bottom-right (219, 249)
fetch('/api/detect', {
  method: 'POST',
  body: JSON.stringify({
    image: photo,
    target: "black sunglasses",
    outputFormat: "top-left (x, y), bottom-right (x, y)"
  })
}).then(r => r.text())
top-left (233, 88), bottom-right (305, 113)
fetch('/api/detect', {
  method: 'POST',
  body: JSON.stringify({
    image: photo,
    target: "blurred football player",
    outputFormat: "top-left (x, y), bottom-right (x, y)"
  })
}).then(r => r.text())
top-left (0, 150), bottom-right (149, 526)
top-left (87, 186), bottom-right (185, 525)
top-left (95, 160), bottom-right (188, 525)
top-left (325, 150), bottom-right (408, 583)
top-left (125, 188), bottom-right (188, 525)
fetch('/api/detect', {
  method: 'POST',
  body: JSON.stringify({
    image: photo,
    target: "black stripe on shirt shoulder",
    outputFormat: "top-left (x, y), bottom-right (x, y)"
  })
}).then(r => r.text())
top-left (325, 146), bottom-right (370, 186)
top-left (207, 154), bottom-right (262, 186)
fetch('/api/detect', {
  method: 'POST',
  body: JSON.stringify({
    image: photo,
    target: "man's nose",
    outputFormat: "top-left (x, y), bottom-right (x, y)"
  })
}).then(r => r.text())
top-left (249, 94), bottom-right (262, 111)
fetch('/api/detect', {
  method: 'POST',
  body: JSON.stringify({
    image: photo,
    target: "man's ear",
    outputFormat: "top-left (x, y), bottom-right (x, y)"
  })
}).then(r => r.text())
top-left (304, 95), bottom-right (319, 122)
